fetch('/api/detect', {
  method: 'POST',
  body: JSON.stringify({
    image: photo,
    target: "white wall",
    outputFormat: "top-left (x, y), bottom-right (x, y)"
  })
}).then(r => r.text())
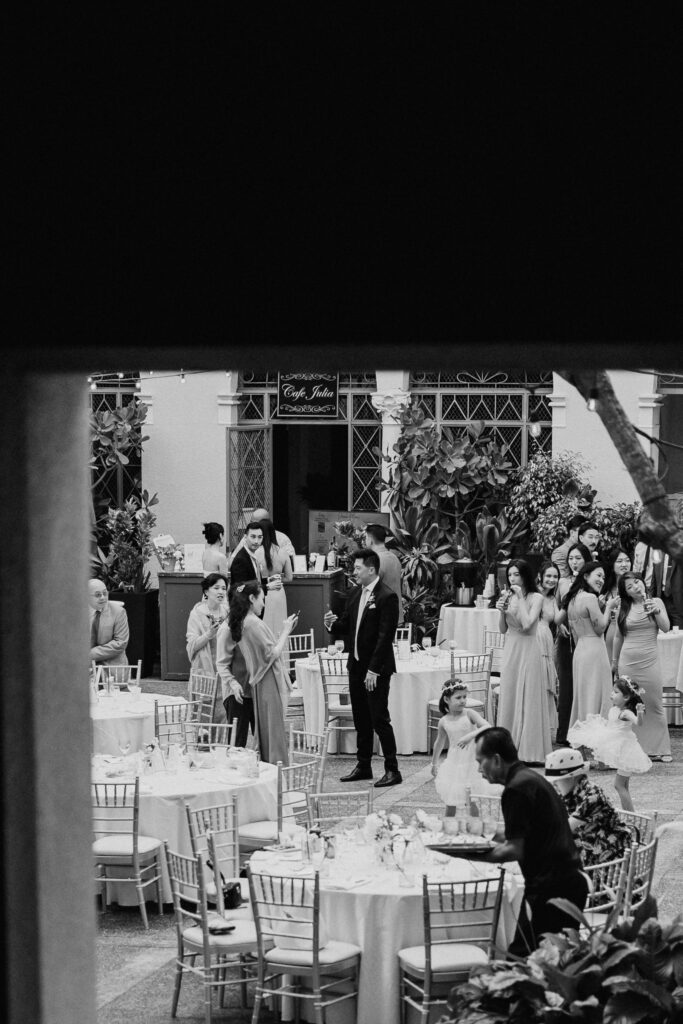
top-left (140, 372), bottom-right (229, 579)
top-left (551, 370), bottom-right (658, 505)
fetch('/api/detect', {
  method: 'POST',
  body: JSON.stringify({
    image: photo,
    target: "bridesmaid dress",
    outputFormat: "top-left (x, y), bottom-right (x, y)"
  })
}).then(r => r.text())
top-left (497, 595), bottom-right (552, 763)
top-left (615, 602), bottom-right (671, 758)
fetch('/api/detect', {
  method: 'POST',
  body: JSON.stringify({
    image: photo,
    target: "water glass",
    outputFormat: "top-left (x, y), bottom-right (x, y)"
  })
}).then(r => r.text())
top-left (128, 684), bottom-right (141, 700)
top-left (334, 641), bottom-right (345, 655)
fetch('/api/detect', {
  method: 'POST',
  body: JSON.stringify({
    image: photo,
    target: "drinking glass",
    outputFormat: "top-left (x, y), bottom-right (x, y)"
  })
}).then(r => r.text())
top-left (128, 683), bottom-right (141, 700)
top-left (334, 641), bottom-right (345, 655)
top-left (117, 739), bottom-right (131, 757)
top-left (481, 818), bottom-right (497, 842)
top-left (422, 636), bottom-right (432, 652)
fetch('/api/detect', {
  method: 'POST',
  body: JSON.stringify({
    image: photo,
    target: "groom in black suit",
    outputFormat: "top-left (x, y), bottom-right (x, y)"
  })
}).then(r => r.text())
top-left (324, 548), bottom-right (402, 787)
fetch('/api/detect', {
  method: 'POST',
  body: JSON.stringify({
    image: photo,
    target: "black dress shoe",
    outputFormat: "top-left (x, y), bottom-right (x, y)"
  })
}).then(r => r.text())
top-left (374, 770), bottom-right (403, 788)
top-left (340, 765), bottom-right (373, 783)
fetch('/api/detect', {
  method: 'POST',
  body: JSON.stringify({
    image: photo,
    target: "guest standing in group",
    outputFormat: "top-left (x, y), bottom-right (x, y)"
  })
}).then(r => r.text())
top-left (554, 542), bottom-right (592, 744)
top-left (201, 522), bottom-right (230, 576)
top-left (544, 747), bottom-right (633, 867)
top-left (227, 581), bottom-right (297, 764)
top-left (185, 572), bottom-right (229, 722)
top-left (496, 558), bottom-right (552, 764)
top-left (216, 616), bottom-right (255, 747)
top-left (578, 520), bottom-right (602, 559)
top-left (89, 578), bottom-right (130, 668)
top-left (612, 571), bottom-right (672, 762)
top-left (600, 547), bottom-right (632, 663)
top-left (536, 560), bottom-right (561, 740)
top-left (229, 522), bottom-right (282, 619)
top-left (255, 518), bottom-right (293, 642)
top-left (229, 507), bottom-right (295, 569)
top-left (364, 523), bottom-right (404, 624)
top-left (475, 727), bottom-right (588, 955)
top-left (324, 548), bottom-right (402, 787)
top-left (560, 561), bottom-right (618, 727)
top-left (551, 514), bottom-right (588, 579)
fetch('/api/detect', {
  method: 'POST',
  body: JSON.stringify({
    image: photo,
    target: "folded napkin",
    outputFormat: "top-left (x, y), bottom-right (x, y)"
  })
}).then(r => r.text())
top-left (325, 876), bottom-right (372, 890)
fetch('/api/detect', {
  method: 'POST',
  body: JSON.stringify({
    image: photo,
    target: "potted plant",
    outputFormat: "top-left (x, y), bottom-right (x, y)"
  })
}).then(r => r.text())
top-left (445, 895), bottom-right (683, 1024)
top-left (90, 490), bottom-right (160, 675)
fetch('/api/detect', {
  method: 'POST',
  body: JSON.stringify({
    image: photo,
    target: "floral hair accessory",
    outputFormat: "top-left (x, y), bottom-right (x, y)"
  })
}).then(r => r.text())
top-left (616, 675), bottom-right (645, 699)
top-left (441, 678), bottom-right (468, 696)
top-left (236, 584), bottom-right (246, 593)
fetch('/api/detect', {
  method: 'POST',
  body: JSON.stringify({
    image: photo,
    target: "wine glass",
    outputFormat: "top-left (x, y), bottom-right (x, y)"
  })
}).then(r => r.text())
top-left (334, 640), bottom-right (345, 656)
top-left (481, 818), bottom-right (497, 842)
top-left (128, 683), bottom-right (141, 700)
top-left (117, 738), bottom-right (131, 758)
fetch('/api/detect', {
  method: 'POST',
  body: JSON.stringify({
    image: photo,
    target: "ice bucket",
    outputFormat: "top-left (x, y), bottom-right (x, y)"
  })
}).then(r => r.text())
top-left (453, 586), bottom-right (474, 606)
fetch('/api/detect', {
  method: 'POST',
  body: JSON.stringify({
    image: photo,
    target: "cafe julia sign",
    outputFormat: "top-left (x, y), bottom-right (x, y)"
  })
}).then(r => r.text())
top-left (276, 373), bottom-right (339, 418)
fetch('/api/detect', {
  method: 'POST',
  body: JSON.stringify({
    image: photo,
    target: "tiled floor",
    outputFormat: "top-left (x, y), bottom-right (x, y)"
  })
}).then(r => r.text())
top-left (94, 677), bottom-right (683, 1023)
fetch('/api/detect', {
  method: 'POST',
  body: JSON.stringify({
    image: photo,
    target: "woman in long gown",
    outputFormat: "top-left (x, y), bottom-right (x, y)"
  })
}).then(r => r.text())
top-left (600, 548), bottom-right (633, 663)
top-left (201, 521), bottom-right (230, 576)
top-left (554, 542), bottom-right (592, 744)
top-left (560, 562), bottom-right (619, 727)
top-left (185, 572), bottom-right (229, 722)
top-left (255, 518), bottom-right (293, 665)
top-left (612, 570), bottom-right (672, 761)
top-left (227, 580), bottom-right (298, 765)
top-left (496, 558), bottom-right (552, 764)
top-left (536, 560), bottom-right (561, 739)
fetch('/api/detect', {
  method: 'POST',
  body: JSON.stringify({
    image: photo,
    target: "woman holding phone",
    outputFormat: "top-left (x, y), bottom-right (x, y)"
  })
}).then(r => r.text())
top-left (227, 581), bottom-right (298, 764)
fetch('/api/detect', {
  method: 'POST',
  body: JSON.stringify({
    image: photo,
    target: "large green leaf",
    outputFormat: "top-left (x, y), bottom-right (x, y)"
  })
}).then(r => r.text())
top-left (603, 992), bottom-right (660, 1024)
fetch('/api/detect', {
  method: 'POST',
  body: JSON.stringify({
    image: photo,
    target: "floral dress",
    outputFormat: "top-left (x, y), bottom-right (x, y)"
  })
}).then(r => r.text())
top-left (562, 774), bottom-right (633, 867)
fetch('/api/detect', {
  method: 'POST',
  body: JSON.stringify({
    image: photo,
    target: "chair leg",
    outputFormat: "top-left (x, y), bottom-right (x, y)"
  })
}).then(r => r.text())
top-left (171, 958), bottom-right (183, 1017)
top-left (135, 880), bottom-right (150, 930)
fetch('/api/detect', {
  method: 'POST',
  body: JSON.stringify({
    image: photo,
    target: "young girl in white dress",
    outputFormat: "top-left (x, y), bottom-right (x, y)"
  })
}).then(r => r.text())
top-left (431, 679), bottom-right (502, 816)
top-left (567, 675), bottom-right (651, 812)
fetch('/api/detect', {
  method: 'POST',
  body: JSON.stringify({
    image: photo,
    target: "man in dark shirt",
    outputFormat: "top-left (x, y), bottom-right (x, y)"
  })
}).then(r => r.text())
top-left (474, 727), bottom-right (588, 956)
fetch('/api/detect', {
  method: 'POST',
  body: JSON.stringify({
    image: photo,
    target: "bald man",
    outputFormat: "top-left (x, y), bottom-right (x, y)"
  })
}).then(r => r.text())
top-left (228, 507), bottom-right (295, 566)
top-left (88, 579), bottom-right (130, 666)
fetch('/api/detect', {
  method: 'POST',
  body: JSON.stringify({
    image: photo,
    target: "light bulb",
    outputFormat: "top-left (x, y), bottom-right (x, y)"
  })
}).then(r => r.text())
top-left (117, 371), bottom-right (124, 379)
top-left (529, 421), bottom-right (542, 438)
top-left (587, 388), bottom-right (599, 412)
top-left (180, 370), bottom-right (186, 383)
top-left (90, 381), bottom-right (97, 391)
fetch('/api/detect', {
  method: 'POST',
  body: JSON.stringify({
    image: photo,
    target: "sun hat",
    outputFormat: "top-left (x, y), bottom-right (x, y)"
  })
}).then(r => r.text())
top-left (544, 747), bottom-right (589, 779)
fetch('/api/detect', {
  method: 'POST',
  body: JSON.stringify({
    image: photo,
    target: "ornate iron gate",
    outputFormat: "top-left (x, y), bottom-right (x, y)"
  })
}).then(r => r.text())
top-left (226, 424), bottom-right (273, 549)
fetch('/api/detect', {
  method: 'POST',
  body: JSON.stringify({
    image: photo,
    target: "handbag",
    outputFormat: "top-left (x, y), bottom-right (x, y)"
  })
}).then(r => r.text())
top-left (206, 858), bottom-right (243, 909)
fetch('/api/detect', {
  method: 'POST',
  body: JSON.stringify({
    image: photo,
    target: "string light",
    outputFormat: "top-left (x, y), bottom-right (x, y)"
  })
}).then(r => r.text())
top-left (180, 369), bottom-right (186, 383)
top-left (587, 387), bottom-right (599, 412)
top-left (90, 381), bottom-right (97, 391)
top-left (117, 371), bottom-right (124, 379)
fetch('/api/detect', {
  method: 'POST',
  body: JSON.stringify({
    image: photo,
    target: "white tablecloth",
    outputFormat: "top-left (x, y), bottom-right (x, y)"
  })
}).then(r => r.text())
top-left (296, 650), bottom-right (474, 755)
top-left (93, 757), bottom-right (278, 902)
top-left (435, 606), bottom-right (500, 652)
top-left (250, 842), bottom-right (523, 1024)
top-left (90, 692), bottom-right (187, 756)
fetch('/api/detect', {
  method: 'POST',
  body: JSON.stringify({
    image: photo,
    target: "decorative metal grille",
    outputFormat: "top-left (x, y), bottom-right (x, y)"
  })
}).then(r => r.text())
top-left (240, 371), bottom-right (376, 388)
top-left (89, 386), bottom-right (141, 511)
top-left (351, 425), bottom-right (381, 511)
top-left (227, 427), bottom-right (272, 548)
top-left (352, 393), bottom-right (380, 420)
top-left (410, 371), bottom-right (553, 388)
top-left (240, 394), bottom-right (265, 420)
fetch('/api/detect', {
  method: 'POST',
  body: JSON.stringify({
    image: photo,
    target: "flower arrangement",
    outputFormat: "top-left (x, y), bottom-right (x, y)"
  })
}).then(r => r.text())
top-left (153, 537), bottom-right (185, 570)
top-left (411, 808), bottom-right (443, 834)
top-left (362, 810), bottom-right (403, 845)
top-left (444, 896), bottom-right (683, 1024)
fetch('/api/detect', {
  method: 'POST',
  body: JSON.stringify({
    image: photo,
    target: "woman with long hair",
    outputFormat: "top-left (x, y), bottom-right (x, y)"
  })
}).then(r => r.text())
top-left (227, 580), bottom-right (298, 764)
top-left (255, 517), bottom-right (293, 654)
top-left (561, 561), bottom-right (619, 727)
top-left (600, 547), bottom-right (633, 663)
top-left (496, 558), bottom-right (552, 763)
top-left (612, 571), bottom-right (672, 761)
top-left (537, 560), bottom-right (561, 739)
top-left (185, 572), bottom-right (229, 721)
top-left (554, 542), bottom-right (592, 744)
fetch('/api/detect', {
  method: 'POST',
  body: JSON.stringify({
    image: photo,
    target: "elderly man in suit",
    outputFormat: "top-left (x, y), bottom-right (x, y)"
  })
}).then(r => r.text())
top-left (88, 579), bottom-right (130, 667)
top-left (324, 547), bottom-right (402, 788)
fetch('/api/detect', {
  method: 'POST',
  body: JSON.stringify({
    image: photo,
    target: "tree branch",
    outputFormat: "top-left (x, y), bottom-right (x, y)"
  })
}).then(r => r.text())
top-left (557, 370), bottom-right (683, 564)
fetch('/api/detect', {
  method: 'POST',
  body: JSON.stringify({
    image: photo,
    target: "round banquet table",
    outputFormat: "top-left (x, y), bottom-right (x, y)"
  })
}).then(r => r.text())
top-left (92, 755), bottom-right (278, 903)
top-left (435, 605), bottom-right (500, 652)
top-left (90, 692), bottom-right (187, 756)
top-left (658, 629), bottom-right (683, 690)
top-left (250, 841), bottom-right (523, 1024)
top-left (296, 649), bottom-right (475, 755)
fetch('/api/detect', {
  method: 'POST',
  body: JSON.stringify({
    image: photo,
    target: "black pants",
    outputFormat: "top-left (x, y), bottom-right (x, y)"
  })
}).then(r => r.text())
top-left (555, 633), bottom-right (573, 744)
top-left (508, 870), bottom-right (589, 957)
top-left (348, 667), bottom-right (398, 773)
top-left (223, 696), bottom-right (255, 747)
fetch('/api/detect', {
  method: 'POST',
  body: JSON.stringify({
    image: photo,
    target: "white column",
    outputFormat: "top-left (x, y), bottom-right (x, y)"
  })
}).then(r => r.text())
top-left (217, 370), bottom-right (242, 425)
top-left (372, 370), bottom-right (411, 518)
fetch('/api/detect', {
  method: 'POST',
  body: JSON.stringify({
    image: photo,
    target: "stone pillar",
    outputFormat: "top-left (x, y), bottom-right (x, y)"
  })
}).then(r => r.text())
top-left (372, 370), bottom-right (411, 520)
top-left (217, 369), bottom-right (242, 425)
top-left (1, 374), bottom-right (96, 1023)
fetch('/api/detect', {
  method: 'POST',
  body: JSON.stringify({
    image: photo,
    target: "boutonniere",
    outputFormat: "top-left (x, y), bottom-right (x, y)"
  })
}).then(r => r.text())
top-left (365, 596), bottom-right (376, 612)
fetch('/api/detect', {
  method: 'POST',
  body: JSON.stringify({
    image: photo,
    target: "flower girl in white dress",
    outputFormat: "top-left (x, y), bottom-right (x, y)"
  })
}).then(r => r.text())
top-left (567, 675), bottom-right (651, 811)
top-left (431, 679), bottom-right (502, 816)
